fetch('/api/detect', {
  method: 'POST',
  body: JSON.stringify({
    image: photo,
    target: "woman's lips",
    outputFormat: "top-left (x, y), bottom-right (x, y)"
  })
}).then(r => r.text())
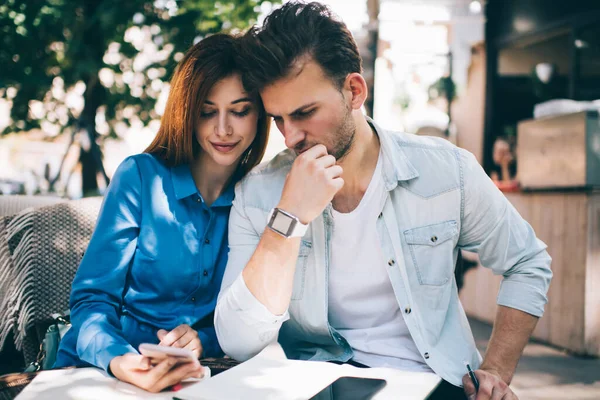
top-left (211, 142), bottom-right (239, 153)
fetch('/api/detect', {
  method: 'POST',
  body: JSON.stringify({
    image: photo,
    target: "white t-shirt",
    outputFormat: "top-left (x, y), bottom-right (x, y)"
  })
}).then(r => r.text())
top-left (328, 151), bottom-right (432, 372)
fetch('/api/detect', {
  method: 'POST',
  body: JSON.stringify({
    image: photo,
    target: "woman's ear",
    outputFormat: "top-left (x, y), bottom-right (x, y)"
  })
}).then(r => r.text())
top-left (344, 73), bottom-right (368, 111)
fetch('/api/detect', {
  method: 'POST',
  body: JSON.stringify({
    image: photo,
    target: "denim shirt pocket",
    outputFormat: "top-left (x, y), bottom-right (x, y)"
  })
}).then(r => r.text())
top-left (404, 220), bottom-right (458, 286)
top-left (291, 240), bottom-right (313, 301)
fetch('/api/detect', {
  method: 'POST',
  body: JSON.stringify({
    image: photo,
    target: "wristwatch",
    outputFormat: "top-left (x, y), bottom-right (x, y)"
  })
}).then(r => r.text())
top-left (266, 208), bottom-right (308, 238)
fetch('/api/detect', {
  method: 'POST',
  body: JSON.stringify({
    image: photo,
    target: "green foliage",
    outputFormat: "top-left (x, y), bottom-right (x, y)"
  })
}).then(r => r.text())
top-left (427, 76), bottom-right (456, 103)
top-left (0, 0), bottom-right (274, 136)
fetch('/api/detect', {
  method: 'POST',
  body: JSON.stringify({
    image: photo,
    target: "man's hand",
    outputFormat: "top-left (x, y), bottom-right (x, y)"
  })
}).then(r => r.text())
top-left (157, 324), bottom-right (203, 359)
top-left (278, 144), bottom-right (343, 224)
top-left (463, 368), bottom-right (518, 400)
top-left (109, 353), bottom-right (203, 393)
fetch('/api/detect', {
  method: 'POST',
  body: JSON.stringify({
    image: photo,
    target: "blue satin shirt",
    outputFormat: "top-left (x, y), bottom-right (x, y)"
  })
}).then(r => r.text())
top-left (55, 153), bottom-right (233, 371)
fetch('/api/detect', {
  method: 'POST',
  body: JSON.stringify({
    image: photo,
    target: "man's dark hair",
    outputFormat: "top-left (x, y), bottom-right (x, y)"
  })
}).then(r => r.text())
top-left (239, 1), bottom-right (363, 93)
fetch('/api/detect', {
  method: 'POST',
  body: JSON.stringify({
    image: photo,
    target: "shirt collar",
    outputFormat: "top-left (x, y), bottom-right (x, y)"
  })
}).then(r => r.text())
top-left (367, 116), bottom-right (419, 191)
top-left (171, 163), bottom-right (235, 207)
top-left (211, 182), bottom-right (235, 207)
top-left (171, 164), bottom-right (198, 200)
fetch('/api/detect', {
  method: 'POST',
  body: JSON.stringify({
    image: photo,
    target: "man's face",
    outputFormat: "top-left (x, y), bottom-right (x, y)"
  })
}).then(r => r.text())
top-left (260, 60), bottom-right (356, 160)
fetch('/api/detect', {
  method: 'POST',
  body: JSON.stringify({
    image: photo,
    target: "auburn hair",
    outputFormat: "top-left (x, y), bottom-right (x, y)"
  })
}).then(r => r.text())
top-left (145, 33), bottom-right (269, 176)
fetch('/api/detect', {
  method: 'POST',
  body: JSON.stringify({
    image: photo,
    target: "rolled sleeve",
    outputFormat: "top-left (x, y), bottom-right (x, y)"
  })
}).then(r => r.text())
top-left (497, 277), bottom-right (551, 317)
top-left (457, 149), bottom-right (552, 317)
top-left (215, 183), bottom-right (289, 361)
top-left (216, 274), bottom-right (289, 361)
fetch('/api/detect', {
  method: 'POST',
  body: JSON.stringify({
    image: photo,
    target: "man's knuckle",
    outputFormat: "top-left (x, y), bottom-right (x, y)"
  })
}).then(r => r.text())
top-left (481, 386), bottom-right (493, 396)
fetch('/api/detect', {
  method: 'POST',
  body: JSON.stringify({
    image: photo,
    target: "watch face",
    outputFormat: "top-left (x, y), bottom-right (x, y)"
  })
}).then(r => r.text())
top-left (271, 210), bottom-right (296, 236)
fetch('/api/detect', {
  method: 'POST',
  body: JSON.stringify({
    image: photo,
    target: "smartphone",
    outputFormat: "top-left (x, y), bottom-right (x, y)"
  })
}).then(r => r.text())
top-left (138, 343), bottom-right (199, 366)
top-left (309, 376), bottom-right (387, 400)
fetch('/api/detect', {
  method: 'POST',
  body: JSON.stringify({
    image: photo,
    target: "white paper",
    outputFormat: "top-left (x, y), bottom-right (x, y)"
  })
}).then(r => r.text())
top-left (15, 366), bottom-right (211, 400)
top-left (177, 344), bottom-right (441, 400)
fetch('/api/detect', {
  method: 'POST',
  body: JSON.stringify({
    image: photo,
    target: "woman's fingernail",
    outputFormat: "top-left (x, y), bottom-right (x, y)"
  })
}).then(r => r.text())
top-left (171, 383), bottom-right (183, 391)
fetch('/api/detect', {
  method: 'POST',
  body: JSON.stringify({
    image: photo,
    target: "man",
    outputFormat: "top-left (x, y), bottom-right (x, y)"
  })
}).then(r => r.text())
top-left (215, 2), bottom-right (552, 399)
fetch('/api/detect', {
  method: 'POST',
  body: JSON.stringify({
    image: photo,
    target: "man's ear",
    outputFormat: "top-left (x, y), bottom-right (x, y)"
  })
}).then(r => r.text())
top-left (344, 73), bottom-right (368, 110)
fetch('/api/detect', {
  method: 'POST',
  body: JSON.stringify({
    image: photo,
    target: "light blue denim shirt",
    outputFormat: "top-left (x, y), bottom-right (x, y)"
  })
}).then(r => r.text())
top-left (215, 118), bottom-right (553, 386)
top-left (55, 153), bottom-right (233, 372)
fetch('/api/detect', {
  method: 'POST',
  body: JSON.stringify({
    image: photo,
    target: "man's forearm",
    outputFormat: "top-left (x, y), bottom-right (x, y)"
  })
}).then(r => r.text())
top-left (481, 305), bottom-right (538, 384)
top-left (242, 228), bottom-right (301, 315)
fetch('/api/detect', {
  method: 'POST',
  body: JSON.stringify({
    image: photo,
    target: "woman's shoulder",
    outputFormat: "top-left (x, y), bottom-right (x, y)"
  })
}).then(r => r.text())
top-left (117, 153), bottom-right (170, 176)
top-left (109, 154), bottom-right (170, 194)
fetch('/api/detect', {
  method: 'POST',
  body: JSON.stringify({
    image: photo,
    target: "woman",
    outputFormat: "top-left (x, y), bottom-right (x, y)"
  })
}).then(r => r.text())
top-left (54, 33), bottom-right (269, 392)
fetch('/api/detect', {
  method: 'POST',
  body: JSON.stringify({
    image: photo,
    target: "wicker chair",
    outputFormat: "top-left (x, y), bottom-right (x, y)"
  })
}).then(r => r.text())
top-left (0, 197), bottom-right (102, 369)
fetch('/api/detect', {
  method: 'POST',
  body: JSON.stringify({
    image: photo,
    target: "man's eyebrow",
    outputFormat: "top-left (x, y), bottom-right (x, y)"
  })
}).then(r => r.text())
top-left (267, 102), bottom-right (318, 119)
top-left (290, 102), bottom-right (317, 115)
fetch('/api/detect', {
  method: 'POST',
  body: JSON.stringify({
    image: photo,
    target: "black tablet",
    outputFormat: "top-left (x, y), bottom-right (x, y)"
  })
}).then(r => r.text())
top-left (309, 376), bottom-right (387, 400)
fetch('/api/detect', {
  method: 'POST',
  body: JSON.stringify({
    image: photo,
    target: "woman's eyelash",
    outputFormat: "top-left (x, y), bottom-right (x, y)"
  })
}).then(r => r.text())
top-left (232, 108), bottom-right (251, 117)
top-left (200, 108), bottom-right (251, 118)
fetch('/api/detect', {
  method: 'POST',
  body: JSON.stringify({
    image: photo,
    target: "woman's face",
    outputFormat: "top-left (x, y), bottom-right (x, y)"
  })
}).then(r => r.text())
top-left (196, 74), bottom-right (259, 168)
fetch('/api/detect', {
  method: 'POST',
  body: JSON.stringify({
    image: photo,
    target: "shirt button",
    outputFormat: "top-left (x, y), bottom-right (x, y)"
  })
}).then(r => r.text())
top-left (405, 306), bottom-right (412, 314)
top-left (196, 198), bottom-right (201, 203)
top-left (424, 352), bottom-right (430, 359)
top-left (431, 236), bottom-right (438, 243)
top-left (203, 270), bottom-right (208, 276)
top-left (388, 259), bottom-right (395, 266)
top-left (204, 238), bottom-right (210, 244)
top-left (191, 297), bottom-right (196, 302)
top-left (378, 212), bottom-right (383, 218)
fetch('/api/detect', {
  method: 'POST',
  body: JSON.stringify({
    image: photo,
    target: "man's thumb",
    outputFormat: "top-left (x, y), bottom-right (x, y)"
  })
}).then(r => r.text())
top-left (462, 374), bottom-right (476, 399)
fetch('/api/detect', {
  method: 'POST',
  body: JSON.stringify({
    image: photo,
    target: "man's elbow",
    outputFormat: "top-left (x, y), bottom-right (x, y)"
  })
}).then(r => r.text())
top-left (214, 318), bottom-right (269, 361)
top-left (504, 247), bottom-right (552, 285)
top-left (213, 303), bottom-right (271, 362)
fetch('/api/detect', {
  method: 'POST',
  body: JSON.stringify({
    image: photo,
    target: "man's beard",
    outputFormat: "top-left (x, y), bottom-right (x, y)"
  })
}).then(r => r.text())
top-left (294, 103), bottom-right (356, 160)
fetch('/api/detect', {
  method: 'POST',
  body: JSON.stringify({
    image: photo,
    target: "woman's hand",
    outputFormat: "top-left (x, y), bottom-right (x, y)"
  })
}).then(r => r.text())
top-left (158, 324), bottom-right (203, 359)
top-left (109, 353), bottom-right (203, 393)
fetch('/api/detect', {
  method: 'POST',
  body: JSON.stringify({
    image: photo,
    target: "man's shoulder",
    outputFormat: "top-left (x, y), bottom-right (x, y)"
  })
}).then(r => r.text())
top-left (248, 148), bottom-right (296, 178)
top-left (379, 127), bottom-right (475, 197)
top-left (234, 149), bottom-right (295, 210)
top-left (385, 128), bottom-right (458, 153)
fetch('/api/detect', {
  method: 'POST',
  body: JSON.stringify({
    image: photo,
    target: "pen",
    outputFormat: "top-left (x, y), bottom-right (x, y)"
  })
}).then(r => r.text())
top-left (465, 362), bottom-right (479, 392)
